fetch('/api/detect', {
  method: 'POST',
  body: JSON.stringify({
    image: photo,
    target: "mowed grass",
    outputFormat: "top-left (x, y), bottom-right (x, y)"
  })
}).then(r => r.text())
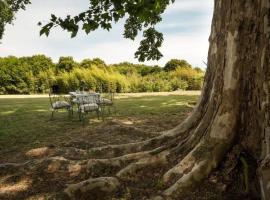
top-left (0, 94), bottom-right (199, 161)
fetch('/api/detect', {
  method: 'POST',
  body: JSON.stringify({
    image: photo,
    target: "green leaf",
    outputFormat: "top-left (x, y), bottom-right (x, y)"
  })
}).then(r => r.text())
top-left (40, 27), bottom-right (49, 36)
top-left (83, 23), bottom-right (91, 34)
top-left (51, 14), bottom-right (57, 22)
top-left (71, 30), bottom-right (78, 38)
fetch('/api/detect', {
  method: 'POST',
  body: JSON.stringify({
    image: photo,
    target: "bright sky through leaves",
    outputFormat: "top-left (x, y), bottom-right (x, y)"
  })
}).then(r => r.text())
top-left (0, 0), bottom-right (213, 68)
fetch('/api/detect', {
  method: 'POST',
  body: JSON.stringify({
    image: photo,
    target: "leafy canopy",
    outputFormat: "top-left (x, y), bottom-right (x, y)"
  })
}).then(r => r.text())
top-left (0, 0), bottom-right (31, 40)
top-left (39, 0), bottom-right (175, 62)
top-left (0, 0), bottom-right (175, 61)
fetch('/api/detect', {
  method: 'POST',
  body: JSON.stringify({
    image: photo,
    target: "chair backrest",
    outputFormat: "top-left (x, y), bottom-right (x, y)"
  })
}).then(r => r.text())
top-left (98, 82), bottom-right (115, 99)
top-left (49, 92), bottom-right (60, 107)
top-left (103, 91), bottom-right (115, 103)
top-left (108, 83), bottom-right (116, 101)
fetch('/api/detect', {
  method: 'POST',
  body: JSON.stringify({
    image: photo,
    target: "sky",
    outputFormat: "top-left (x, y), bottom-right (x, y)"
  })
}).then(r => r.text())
top-left (0, 0), bottom-right (214, 68)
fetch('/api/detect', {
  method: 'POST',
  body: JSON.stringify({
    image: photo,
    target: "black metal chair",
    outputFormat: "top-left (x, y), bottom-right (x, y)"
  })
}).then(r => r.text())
top-left (76, 94), bottom-right (101, 122)
top-left (49, 93), bottom-right (72, 119)
top-left (98, 90), bottom-right (116, 116)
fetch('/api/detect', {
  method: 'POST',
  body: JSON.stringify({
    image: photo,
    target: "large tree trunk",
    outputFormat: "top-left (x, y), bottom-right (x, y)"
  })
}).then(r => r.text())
top-left (208, 0), bottom-right (270, 199)
top-left (1, 0), bottom-right (270, 199)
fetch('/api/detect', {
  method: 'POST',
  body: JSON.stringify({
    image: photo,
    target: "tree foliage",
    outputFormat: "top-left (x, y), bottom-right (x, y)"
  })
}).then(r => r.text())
top-left (37, 0), bottom-right (175, 62)
top-left (164, 59), bottom-right (192, 71)
top-left (0, 55), bottom-right (204, 94)
top-left (0, 0), bottom-right (30, 40)
top-left (56, 56), bottom-right (77, 72)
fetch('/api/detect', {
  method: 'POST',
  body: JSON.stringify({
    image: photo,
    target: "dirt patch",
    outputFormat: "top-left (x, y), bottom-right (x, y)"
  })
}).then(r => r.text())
top-left (0, 108), bottom-right (191, 199)
top-left (0, 100), bottom-right (254, 199)
top-left (0, 120), bottom-right (257, 200)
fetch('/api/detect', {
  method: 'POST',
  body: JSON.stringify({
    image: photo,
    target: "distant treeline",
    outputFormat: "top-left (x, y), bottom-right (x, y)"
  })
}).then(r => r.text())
top-left (0, 55), bottom-right (205, 94)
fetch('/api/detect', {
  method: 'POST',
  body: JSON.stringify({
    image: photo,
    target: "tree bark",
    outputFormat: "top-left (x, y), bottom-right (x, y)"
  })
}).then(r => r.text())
top-left (206, 0), bottom-right (270, 199)
top-left (1, 0), bottom-right (270, 199)
top-left (208, 0), bottom-right (270, 199)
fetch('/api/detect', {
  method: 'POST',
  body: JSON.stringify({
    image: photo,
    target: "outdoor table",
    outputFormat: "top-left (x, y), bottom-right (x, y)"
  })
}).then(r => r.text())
top-left (69, 91), bottom-right (100, 105)
top-left (69, 91), bottom-right (102, 120)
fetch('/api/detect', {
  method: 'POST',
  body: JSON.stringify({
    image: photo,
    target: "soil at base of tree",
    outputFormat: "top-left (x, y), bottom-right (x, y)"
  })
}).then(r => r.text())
top-left (0, 113), bottom-right (260, 200)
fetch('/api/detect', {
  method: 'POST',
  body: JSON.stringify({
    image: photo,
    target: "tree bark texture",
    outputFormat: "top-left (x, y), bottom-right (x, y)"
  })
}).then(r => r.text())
top-left (209, 0), bottom-right (270, 199)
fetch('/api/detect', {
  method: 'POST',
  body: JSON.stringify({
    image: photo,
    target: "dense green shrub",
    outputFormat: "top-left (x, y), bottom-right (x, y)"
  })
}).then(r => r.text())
top-left (164, 59), bottom-right (192, 72)
top-left (187, 77), bottom-right (204, 90)
top-left (0, 55), bottom-right (205, 94)
top-left (56, 56), bottom-right (77, 72)
top-left (170, 77), bottom-right (188, 91)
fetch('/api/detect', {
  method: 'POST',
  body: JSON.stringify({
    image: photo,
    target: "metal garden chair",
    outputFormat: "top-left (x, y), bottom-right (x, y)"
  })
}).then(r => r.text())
top-left (49, 93), bottom-right (73, 119)
top-left (98, 90), bottom-right (116, 116)
top-left (76, 94), bottom-right (101, 122)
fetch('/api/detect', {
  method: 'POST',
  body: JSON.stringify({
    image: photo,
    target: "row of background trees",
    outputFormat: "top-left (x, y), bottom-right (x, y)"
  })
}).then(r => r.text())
top-left (0, 55), bottom-right (205, 94)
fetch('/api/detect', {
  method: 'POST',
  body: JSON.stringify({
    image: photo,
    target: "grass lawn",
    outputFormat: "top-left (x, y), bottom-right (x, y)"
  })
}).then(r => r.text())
top-left (0, 93), bottom-right (199, 163)
top-left (0, 93), bottom-right (247, 200)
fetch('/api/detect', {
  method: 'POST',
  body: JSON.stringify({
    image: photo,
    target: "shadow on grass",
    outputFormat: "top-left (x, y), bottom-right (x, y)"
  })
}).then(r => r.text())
top-left (0, 95), bottom-right (199, 162)
top-left (0, 94), bottom-right (199, 199)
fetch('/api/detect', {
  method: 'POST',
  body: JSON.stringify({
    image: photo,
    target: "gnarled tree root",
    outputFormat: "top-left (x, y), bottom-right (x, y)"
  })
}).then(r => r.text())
top-left (64, 177), bottom-right (120, 200)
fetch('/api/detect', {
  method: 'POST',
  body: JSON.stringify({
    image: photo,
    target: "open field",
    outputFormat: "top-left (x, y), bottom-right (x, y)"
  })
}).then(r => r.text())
top-left (0, 92), bottom-right (199, 164)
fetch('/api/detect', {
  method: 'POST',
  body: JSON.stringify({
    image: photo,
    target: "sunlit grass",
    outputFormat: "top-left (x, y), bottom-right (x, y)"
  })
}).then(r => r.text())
top-left (0, 94), bottom-right (199, 159)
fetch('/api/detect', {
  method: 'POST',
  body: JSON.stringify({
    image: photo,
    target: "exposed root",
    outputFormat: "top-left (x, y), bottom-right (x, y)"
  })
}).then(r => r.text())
top-left (162, 159), bottom-right (211, 199)
top-left (64, 177), bottom-right (120, 200)
top-left (116, 151), bottom-right (170, 178)
top-left (0, 133), bottom-right (233, 200)
top-left (163, 150), bottom-right (197, 185)
top-left (86, 151), bottom-right (152, 177)
top-left (86, 110), bottom-right (202, 159)
top-left (157, 138), bottom-right (230, 199)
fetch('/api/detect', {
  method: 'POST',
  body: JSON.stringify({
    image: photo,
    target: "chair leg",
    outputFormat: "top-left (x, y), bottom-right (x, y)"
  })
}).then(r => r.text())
top-left (113, 105), bottom-right (117, 115)
top-left (68, 107), bottom-right (71, 117)
top-left (79, 111), bottom-right (82, 121)
top-left (51, 110), bottom-right (54, 119)
top-left (82, 113), bottom-right (86, 125)
top-left (96, 110), bottom-right (100, 120)
top-left (101, 106), bottom-right (105, 121)
top-left (70, 106), bottom-right (74, 116)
